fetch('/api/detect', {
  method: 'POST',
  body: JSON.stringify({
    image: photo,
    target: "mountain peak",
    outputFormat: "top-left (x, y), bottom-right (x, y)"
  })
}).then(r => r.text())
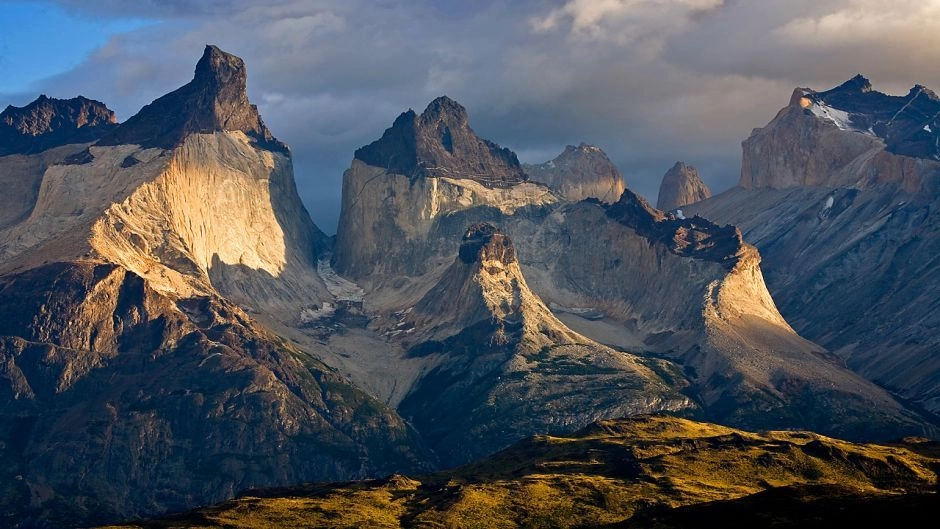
top-left (458, 223), bottom-right (516, 265)
top-left (523, 143), bottom-right (625, 202)
top-left (193, 44), bottom-right (247, 89)
top-left (354, 96), bottom-right (526, 188)
top-left (657, 161), bottom-right (711, 211)
top-left (98, 45), bottom-right (285, 152)
top-left (0, 94), bottom-right (117, 156)
top-left (421, 95), bottom-right (468, 123)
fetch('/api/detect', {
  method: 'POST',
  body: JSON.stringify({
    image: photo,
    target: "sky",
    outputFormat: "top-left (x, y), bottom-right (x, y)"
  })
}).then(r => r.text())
top-left (2, 0), bottom-right (940, 233)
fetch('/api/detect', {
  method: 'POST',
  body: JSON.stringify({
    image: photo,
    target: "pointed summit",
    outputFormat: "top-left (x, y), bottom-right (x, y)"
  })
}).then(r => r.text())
top-left (0, 95), bottom-right (117, 156)
top-left (354, 96), bottom-right (526, 188)
top-left (656, 161), bottom-right (711, 211)
top-left (98, 45), bottom-right (284, 152)
top-left (524, 143), bottom-right (625, 203)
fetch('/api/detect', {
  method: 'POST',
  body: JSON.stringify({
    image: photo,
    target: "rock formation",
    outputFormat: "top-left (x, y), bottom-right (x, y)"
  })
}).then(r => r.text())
top-left (398, 223), bottom-right (692, 466)
top-left (353, 95), bottom-right (527, 188)
top-left (0, 94), bottom-right (117, 156)
top-left (334, 97), bottom-right (930, 445)
top-left (740, 74), bottom-right (940, 192)
top-left (686, 75), bottom-right (940, 417)
top-left (524, 143), bottom-right (626, 202)
top-left (656, 161), bottom-right (711, 211)
top-left (97, 45), bottom-right (285, 153)
top-left (0, 46), bottom-right (426, 527)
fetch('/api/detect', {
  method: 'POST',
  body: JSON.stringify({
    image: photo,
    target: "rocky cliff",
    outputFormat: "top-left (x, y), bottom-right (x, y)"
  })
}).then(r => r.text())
top-left (0, 46), bottom-right (426, 527)
top-left (687, 76), bottom-right (940, 418)
top-left (0, 95), bottom-right (117, 156)
top-left (334, 97), bottom-right (930, 444)
top-left (740, 75), bottom-right (940, 192)
top-left (656, 161), bottom-right (711, 211)
top-left (398, 223), bottom-right (692, 466)
top-left (524, 143), bottom-right (626, 203)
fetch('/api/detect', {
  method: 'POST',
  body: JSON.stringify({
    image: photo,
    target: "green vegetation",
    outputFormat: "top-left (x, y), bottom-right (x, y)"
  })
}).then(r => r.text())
top-left (102, 416), bottom-right (938, 529)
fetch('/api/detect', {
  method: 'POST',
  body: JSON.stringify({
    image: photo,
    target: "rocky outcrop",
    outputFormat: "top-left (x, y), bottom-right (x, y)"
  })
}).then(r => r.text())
top-left (353, 96), bottom-right (527, 188)
top-left (398, 223), bottom-right (692, 466)
top-left (97, 45), bottom-right (285, 153)
top-left (0, 262), bottom-right (428, 528)
top-left (0, 46), bottom-right (416, 527)
top-left (740, 75), bottom-right (940, 192)
top-left (687, 76), bottom-right (940, 418)
top-left (334, 97), bottom-right (930, 443)
top-left (656, 161), bottom-right (711, 211)
top-left (0, 95), bottom-right (117, 156)
top-left (524, 143), bottom-right (625, 202)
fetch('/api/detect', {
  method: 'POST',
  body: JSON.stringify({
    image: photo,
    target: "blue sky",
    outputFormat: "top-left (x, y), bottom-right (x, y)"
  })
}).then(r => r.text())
top-left (0, 2), bottom-right (151, 94)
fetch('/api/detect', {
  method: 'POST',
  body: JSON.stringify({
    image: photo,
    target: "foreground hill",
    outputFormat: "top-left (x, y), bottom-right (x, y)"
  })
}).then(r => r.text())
top-left (102, 415), bottom-right (939, 528)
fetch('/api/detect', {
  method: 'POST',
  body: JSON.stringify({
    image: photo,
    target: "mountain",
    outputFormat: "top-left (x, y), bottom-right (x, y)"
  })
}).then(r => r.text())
top-left (656, 161), bottom-right (711, 212)
top-left (354, 95), bottom-right (526, 187)
top-left (0, 94), bottom-right (117, 156)
top-left (524, 143), bottom-right (626, 202)
top-left (332, 95), bottom-right (930, 444)
top-left (0, 46), bottom-right (428, 528)
top-left (100, 415), bottom-right (940, 529)
top-left (397, 223), bottom-right (692, 466)
top-left (686, 75), bottom-right (940, 418)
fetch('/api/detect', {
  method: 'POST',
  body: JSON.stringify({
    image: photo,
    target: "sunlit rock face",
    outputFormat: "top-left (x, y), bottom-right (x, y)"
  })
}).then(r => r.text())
top-left (0, 45), bottom-right (428, 527)
top-left (686, 75), bottom-right (940, 417)
top-left (524, 143), bottom-right (626, 203)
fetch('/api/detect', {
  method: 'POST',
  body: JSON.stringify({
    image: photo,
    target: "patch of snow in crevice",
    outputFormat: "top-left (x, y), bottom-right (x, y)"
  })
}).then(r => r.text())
top-left (317, 252), bottom-right (364, 302)
top-left (925, 124), bottom-right (933, 133)
top-left (675, 209), bottom-right (686, 220)
top-left (300, 303), bottom-right (336, 323)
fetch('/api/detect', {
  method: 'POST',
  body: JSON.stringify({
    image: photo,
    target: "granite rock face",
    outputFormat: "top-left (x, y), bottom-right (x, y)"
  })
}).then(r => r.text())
top-left (398, 223), bottom-right (692, 466)
top-left (335, 99), bottom-right (931, 447)
top-left (0, 46), bottom-right (426, 527)
top-left (524, 143), bottom-right (626, 202)
top-left (656, 161), bottom-right (711, 211)
top-left (740, 75), bottom-right (940, 192)
top-left (0, 95), bottom-right (117, 156)
top-left (97, 45), bottom-right (285, 152)
top-left (354, 96), bottom-right (527, 188)
top-left (686, 76), bottom-right (940, 417)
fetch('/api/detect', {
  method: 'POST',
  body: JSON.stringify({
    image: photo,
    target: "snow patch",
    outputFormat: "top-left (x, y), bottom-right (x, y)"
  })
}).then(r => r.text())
top-left (675, 209), bottom-right (685, 220)
top-left (925, 124), bottom-right (933, 133)
top-left (809, 101), bottom-right (872, 136)
top-left (317, 252), bottom-right (364, 302)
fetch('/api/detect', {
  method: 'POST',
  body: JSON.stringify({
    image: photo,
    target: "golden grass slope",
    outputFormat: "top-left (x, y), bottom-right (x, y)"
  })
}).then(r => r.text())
top-left (103, 415), bottom-right (938, 529)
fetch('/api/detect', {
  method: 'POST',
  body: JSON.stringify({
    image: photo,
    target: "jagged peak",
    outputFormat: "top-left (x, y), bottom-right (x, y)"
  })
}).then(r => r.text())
top-left (97, 44), bottom-right (285, 152)
top-left (354, 97), bottom-right (526, 188)
top-left (0, 94), bottom-right (118, 156)
top-left (608, 190), bottom-right (744, 266)
top-left (458, 223), bottom-right (516, 265)
top-left (420, 95), bottom-right (468, 124)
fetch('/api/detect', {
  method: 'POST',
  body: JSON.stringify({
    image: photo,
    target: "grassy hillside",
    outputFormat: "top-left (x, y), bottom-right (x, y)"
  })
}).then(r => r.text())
top-left (104, 415), bottom-right (938, 529)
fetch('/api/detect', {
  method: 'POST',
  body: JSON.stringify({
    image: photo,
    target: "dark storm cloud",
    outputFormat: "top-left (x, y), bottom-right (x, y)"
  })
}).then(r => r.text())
top-left (10, 0), bottom-right (940, 232)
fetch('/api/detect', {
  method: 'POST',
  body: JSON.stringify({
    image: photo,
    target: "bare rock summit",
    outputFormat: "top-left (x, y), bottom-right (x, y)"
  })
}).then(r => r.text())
top-left (656, 161), bottom-right (711, 211)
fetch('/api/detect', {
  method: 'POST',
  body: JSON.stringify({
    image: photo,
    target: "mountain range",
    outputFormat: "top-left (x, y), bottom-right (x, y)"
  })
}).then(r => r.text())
top-left (0, 47), bottom-right (936, 527)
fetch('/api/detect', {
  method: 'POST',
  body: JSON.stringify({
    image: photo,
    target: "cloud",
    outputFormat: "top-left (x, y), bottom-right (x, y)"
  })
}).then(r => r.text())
top-left (8, 0), bottom-right (940, 231)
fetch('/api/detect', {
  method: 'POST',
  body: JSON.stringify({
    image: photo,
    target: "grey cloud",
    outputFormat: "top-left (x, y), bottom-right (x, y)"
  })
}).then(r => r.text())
top-left (12, 0), bottom-right (940, 231)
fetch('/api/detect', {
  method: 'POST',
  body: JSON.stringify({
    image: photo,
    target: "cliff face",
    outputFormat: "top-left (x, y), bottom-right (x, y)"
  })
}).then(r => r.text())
top-left (740, 75), bottom-right (940, 192)
top-left (687, 75), bottom-right (940, 418)
top-left (398, 223), bottom-right (692, 466)
top-left (524, 143), bottom-right (626, 203)
top-left (656, 161), bottom-right (711, 211)
top-left (0, 46), bottom-right (426, 527)
top-left (335, 98), bottom-right (929, 445)
top-left (0, 95), bottom-right (117, 156)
